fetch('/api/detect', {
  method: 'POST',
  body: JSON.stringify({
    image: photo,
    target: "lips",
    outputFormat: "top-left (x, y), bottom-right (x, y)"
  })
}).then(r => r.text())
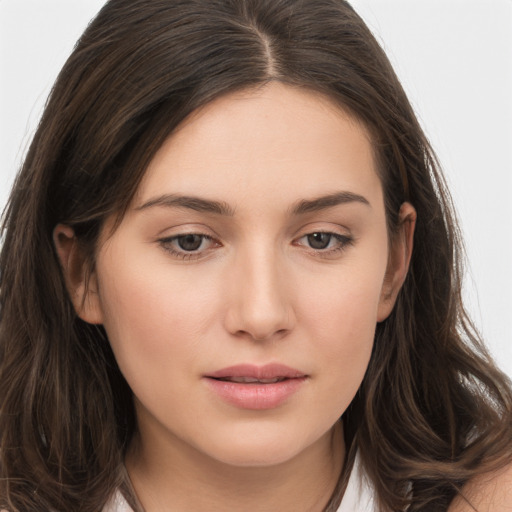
top-left (216, 376), bottom-right (287, 384)
top-left (204, 364), bottom-right (308, 410)
top-left (206, 363), bottom-right (306, 381)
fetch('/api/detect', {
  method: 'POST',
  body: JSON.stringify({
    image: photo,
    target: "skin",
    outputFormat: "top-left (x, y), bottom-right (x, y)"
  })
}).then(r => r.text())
top-left (55, 83), bottom-right (416, 511)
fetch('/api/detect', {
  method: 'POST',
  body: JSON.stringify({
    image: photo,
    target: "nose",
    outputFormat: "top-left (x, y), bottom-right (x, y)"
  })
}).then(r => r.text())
top-left (223, 246), bottom-right (295, 342)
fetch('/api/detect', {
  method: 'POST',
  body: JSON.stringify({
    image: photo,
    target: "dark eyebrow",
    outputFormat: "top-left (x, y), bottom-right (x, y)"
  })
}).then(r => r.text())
top-left (291, 191), bottom-right (370, 215)
top-left (136, 194), bottom-right (235, 216)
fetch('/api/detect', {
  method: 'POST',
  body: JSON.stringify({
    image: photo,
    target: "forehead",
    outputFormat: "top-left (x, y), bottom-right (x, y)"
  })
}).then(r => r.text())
top-left (133, 82), bottom-right (381, 211)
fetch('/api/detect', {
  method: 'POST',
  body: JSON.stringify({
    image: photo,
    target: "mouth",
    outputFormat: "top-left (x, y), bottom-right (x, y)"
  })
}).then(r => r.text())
top-left (203, 364), bottom-right (308, 410)
top-left (205, 363), bottom-right (307, 381)
top-left (211, 376), bottom-right (290, 384)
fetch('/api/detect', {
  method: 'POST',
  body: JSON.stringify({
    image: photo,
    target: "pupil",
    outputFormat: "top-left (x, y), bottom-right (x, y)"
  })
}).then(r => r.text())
top-left (178, 234), bottom-right (203, 251)
top-left (308, 232), bottom-right (331, 249)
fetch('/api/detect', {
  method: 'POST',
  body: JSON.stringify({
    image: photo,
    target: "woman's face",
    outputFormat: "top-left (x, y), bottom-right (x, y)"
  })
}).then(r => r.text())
top-left (72, 83), bottom-right (411, 467)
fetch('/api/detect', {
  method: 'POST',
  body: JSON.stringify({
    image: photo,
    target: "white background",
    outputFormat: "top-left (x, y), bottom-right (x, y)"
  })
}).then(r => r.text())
top-left (1, 1), bottom-right (511, 377)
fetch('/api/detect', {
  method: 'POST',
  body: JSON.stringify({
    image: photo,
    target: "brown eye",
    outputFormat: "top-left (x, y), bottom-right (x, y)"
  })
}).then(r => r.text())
top-left (294, 231), bottom-right (353, 256)
top-left (307, 232), bottom-right (332, 250)
top-left (159, 233), bottom-right (218, 259)
top-left (177, 234), bottom-right (204, 251)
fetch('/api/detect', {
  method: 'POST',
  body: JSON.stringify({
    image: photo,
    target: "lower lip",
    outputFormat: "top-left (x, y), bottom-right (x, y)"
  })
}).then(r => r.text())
top-left (204, 377), bottom-right (307, 410)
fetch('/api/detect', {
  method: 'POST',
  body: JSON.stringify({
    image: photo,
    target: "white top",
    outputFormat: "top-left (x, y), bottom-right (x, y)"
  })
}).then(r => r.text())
top-left (336, 452), bottom-right (376, 512)
top-left (103, 454), bottom-right (376, 512)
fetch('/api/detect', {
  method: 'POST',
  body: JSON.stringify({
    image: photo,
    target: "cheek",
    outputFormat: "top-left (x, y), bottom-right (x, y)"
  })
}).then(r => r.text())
top-left (298, 258), bottom-right (386, 397)
top-left (303, 259), bottom-right (384, 338)
top-left (95, 247), bottom-right (221, 382)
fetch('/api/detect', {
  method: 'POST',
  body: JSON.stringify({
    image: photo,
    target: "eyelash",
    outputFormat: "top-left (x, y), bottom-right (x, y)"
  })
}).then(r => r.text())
top-left (158, 233), bottom-right (218, 260)
top-left (158, 231), bottom-right (354, 260)
top-left (294, 232), bottom-right (354, 258)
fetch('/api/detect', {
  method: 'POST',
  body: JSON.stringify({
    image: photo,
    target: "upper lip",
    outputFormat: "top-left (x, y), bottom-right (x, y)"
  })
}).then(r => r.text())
top-left (205, 364), bottom-right (306, 380)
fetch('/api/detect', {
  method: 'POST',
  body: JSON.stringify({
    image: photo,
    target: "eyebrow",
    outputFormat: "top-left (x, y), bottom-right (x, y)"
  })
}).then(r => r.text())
top-left (136, 194), bottom-right (236, 216)
top-left (290, 191), bottom-right (370, 215)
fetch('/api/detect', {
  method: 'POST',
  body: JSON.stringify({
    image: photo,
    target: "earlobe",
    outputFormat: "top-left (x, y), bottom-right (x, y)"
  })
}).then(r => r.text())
top-left (377, 202), bottom-right (416, 322)
top-left (53, 224), bottom-right (104, 325)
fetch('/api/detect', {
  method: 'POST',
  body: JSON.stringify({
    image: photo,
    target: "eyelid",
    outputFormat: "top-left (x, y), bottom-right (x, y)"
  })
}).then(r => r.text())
top-left (292, 228), bottom-right (355, 258)
top-left (158, 232), bottom-right (221, 261)
top-left (154, 222), bottom-right (220, 238)
top-left (294, 232), bottom-right (353, 247)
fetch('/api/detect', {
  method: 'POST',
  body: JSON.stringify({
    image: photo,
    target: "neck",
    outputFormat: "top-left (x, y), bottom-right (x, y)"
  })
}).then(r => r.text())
top-left (126, 421), bottom-right (344, 512)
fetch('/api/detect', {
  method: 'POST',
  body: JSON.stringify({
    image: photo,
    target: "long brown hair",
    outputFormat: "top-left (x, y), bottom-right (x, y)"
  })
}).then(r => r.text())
top-left (1, 1), bottom-right (511, 511)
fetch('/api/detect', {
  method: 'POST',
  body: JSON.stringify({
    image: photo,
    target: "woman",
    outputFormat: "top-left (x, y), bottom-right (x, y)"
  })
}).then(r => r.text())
top-left (1, 1), bottom-right (511, 511)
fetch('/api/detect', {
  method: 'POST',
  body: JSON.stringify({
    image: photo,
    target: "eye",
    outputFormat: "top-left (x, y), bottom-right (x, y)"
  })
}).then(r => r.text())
top-left (295, 231), bottom-right (353, 255)
top-left (158, 233), bottom-right (219, 259)
top-left (306, 232), bottom-right (334, 250)
top-left (176, 234), bottom-right (207, 251)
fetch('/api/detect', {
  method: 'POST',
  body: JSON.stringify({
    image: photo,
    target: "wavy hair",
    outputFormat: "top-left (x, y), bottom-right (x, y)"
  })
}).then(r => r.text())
top-left (1, 1), bottom-right (511, 511)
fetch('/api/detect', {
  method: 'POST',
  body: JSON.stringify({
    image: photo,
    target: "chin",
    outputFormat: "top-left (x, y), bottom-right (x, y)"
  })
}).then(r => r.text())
top-left (196, 424), bottom-right (328, 469)
top-left (211, 445), bottom-right (302, 468)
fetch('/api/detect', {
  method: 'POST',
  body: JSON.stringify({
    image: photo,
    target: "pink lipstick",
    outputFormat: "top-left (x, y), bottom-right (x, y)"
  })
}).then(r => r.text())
top-left (204, 364), bottom-right (307, 410)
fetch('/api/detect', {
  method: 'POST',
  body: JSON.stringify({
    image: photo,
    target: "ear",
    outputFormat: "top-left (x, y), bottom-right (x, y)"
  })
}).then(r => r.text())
top-left (53, 224), bottom-right (104, 324)
top-left (377, 202), bottom-right (416, 322)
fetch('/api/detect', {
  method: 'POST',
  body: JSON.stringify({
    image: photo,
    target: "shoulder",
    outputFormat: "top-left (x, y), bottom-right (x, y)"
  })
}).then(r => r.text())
top-left (448, 462), bottom-right (512, 512)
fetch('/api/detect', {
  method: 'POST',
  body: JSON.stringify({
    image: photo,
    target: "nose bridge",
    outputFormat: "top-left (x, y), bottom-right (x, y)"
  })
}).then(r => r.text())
top-left (225, 240), bottom-right (293, 341)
